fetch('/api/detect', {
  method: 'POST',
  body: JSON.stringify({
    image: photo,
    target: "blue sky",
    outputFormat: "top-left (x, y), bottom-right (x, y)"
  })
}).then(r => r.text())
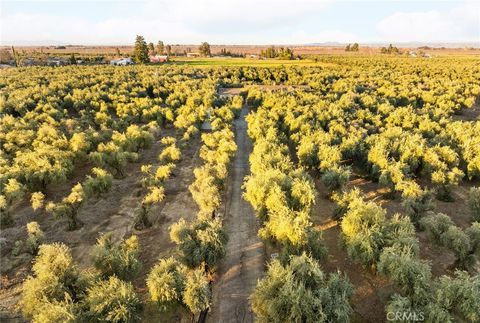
top-left (1, 0), bottom-right (479, 45)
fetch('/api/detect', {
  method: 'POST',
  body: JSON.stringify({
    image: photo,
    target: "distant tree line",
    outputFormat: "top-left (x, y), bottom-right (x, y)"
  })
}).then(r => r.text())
top-left (345, 43), bottom-right (359, 52)
top-left (381, 44), bottom-right (400, 54)
top-left (219, 48), bottom-right (244, 58)
top-left (260, 46), bottom-right (295, 60)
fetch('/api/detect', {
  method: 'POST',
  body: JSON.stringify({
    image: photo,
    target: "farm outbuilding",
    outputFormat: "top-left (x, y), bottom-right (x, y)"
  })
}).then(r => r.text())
top-left (186, 52), bottom-right (201, 58)
top-left (149, 55), bottom-right (169, 63)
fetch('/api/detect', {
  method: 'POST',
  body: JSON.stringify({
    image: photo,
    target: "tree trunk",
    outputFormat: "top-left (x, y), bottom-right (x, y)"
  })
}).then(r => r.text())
top-left (197, 308), bottom-right (209, 323)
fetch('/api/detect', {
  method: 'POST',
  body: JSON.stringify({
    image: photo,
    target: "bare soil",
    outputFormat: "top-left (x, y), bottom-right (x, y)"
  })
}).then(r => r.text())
top-left (452, 101), bottom-right (480, 121)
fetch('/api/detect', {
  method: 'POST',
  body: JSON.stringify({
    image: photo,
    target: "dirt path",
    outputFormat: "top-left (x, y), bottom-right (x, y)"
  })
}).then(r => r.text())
top-left (208, 105), bottom-right (264, 323)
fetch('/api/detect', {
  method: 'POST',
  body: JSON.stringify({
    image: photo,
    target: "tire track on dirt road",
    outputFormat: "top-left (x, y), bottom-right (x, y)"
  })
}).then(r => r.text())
top-left (208, 104), bottom-right (265, 323)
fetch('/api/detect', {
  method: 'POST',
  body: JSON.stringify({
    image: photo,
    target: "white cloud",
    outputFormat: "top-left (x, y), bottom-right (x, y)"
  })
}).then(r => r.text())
top-left (1, 0), bottom-right (478, 45)
top-left (376, 1), bottom-right (480, 43)
top-left (0, 0), bottom-right (334, 45)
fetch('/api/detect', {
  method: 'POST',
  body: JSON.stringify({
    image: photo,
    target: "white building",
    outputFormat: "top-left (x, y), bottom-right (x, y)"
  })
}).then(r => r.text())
top-left (110, 58), bottom-right (134, 66)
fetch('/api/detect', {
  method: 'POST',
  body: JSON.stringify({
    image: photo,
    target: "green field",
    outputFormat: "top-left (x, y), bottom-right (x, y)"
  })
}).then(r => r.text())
top-left (169, 57), bottom-right (323, 67)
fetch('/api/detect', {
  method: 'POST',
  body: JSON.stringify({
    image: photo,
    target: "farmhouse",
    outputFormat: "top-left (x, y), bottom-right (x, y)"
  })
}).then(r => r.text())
top-left (186, 52), bottom-right (201, 58)
top-left (149, 55), bottom-right (169, 63)
top-left (110, 57), bottom-right (134, 66)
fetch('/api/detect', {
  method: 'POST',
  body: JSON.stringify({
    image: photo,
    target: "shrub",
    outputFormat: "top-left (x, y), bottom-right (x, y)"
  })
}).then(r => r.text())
top-left (91, 233), bottom-right (141, 281)
top-left (4, 178), bottom-right (25, 205)
top-left (467, 187), bottom-right (480, 222)
top-left (250, 254), bottom-right (353, 323)
top-left (84, 276), bottom-right (142, 323)
top-left (0, 194), bottom-right (11, 225)
top-left (155, 163), bottom-right (176, 183)
top-left (466, 222), bottom-right (480, 256)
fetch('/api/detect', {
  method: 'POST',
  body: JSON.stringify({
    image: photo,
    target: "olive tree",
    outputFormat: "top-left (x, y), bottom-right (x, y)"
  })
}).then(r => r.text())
top-left (21, 243), bottom-right (82, 319)
top-left (250, 254), bottom-right (353, 323)
top-left (340, 198), bottom-right (386, 267)
top-left (31, 297), bottom-right (77, 323)
top-left (134, 186), bottom-right (165, 229)
top-left (189, 166), bottom-right (221, 218)
top-left (169, 218), bottom-right (227, 270)
top-left (30, 191), bottom-right (45, 211)
top-left (84, 276), bottom-right (142, 323)
top-left (182, 268), bottom-right (211, 317)
top-left (146, 257), bottom-right (187, 311)
top-left (378, 245), bottom-right (431, 297)
top-left (83, 168), bottom-right (113, 198)
top-left (1, 178), bottom-right (25, 225)
top-left (146, 257), bottom-right (211, 319)
top-left (13, 221), bottom-right (45, 256)
top-left (421, 213), bottom-right (479, 270)
top-left (279, 228), bottom-right (328, 264)
top-left (468, 187), bottom-right (480, 222)
top-left (321, 166), bottom-right (351, 196)
top-left (402, 189), bottom-right (435, 228)
top-left (420, 213), bottom-right (454, 244)
top-left (89, 142), bottom-right (138, 177)
top-left (46, 183), bottom-right (85, 230)
top-left (91, 233), bottom-right (141, 281)
top-left (159, 145), bottom-right (181, 164)
top-left (433, 271), bottom-right (480, 322)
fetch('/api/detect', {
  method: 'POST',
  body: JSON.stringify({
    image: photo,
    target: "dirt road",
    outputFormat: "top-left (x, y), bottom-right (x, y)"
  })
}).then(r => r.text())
top-left (208, 104), bottom-right (264, 323)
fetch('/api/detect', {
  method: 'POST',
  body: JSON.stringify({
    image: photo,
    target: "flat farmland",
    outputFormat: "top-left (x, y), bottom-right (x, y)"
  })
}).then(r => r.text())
top-left (1, 55), bottom-right (480, 323)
